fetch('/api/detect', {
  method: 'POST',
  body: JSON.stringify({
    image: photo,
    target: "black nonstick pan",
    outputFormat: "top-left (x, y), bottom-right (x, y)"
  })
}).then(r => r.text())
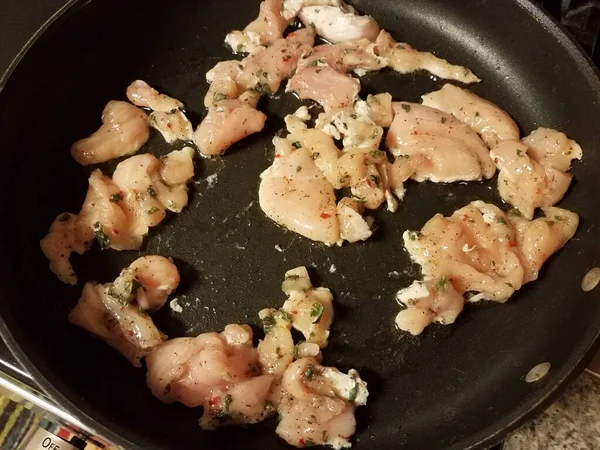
top-left (1, 0), bottom-right (600, 449)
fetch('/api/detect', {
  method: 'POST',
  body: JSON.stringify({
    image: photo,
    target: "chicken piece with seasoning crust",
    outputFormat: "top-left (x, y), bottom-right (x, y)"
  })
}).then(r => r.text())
top-left (490, 128), bottom-right (582, 219)
top-left (374, 30), bottom-right (480, 84)
top-left (71, 101), bottom-right (150, 165)
top-left (395, 201), bottom-right (579, 335)
top-left (422, 83), bottom-right (519, 148)
top-left (276, 357), bottom-right (368, 449)
top-left (126, 80), bottom-right (184, 112)
top-left (69, 256), bottom-right (179, 366)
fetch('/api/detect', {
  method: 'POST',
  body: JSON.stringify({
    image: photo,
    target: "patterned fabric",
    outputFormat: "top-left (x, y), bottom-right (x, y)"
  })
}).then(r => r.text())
top-left (0, 395), bottom-right (39, 449)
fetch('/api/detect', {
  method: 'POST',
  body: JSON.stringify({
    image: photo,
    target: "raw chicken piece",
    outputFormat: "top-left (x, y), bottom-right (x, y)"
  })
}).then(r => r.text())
top-left (522, 127), bottom-right (583, 173)
top-left (76, 169), bottom-right (140, 251)
top-left (205, 61), bottom-right (244, 107)
top-left (490, 137), bottom-right (576, 219)
top-left (354, 93), bottom-right (394, 127)
top-left (297, 39), bottom-right (386, 75)
top-left (111, 256), bottom-right (180, 311)
top-left (160, 147), bottom-right (196, 186)
top-left (395, 280), bottom-right (464, 336)
top-left (71, 101), bottom-right (150, 165)
top-left (386, 102), bottom-right (495, 186)
top-left (374, 30), bottom-right (480, 84)
top-left (421, 83), bottom-right (519, 148)
top-left (259, 146), bottom-right (340, 245)
top-left (510, 207), bottom-right (579, 283)
top-left (276, 357), bottom-right (368, 449)
top-left (337, 197), bottom-right (372, 243)
top-left (149, 110), bottom-right (193, 143)
top-left (316, 109), bottom-right (383, 149)
top-left (238, 28), bottom-right (316, 94)
top-left (193, 100), bottom-right (267, 156)
top-left (336, 147), bottom-right (387, 209)
top-left (395, 201), bottom-right (578, 335)
top-left (299, 5), bottom-right (380, 44)
top-left (145, 325), bottom-right (276, 429)
top-left (258, 308), bottom-right (295, 377)
top-left (280, 267), bottom-right (334, 347)
top-left (40, 213), bottom-right (88, 285)
top-left (225, 0), bottom-right (289, 54)
top-left (126, 80), bottom-right (184, 112)
top-left (287, 66), bottom-right (360, 112)
top-left (69, 281), bottom-right (167, 367)
top-left (282, 0), bottom-right (347, 20)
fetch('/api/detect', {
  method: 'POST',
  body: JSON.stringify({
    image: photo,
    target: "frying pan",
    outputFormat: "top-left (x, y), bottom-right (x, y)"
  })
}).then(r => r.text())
top-left (1, 0), bottom-right (599, 449)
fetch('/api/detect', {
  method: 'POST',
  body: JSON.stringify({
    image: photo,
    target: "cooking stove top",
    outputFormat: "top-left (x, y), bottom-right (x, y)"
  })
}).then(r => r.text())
top-left (0, 0), bottom-right (599, 448)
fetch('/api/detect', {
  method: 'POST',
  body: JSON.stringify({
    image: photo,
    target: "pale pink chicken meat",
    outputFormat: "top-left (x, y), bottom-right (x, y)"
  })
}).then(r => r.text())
top-left (69, 256), bottom-right (178, 366)
top-left (71, 101), bottom-right (150, 165)
top-left (225, 0), bottom-right (289, 53)
top-left (40, 213), bottom-right (88, 285)
top-left (193, 100), bottom-right (267, 156)
top-left (276, 357), bottom-right (368, 449)
top-left (259, 146), bottom-right (340, 245)
top-left (297, 39), bottom-right (385, 75)
top-left (149, 110), bottom-right (193, 143)
top-left (287, 66), bottom-right (360, 112)
top-left (395, 201), bottom-right (578, 335)
top-left (421, 83), bottom-right (520, 148)
top-left (299, 5), bottom-right (380, 44)
top-left (126, 80), bottom-right (184, 112)
top-left (374, 30), bottom-right (480, 84)
top-left (145, 324), bottom-right (276, 429)
top-left (490, 129), bottom-right (581, 219)
top-left (386, 102), bottom-right (495, 190)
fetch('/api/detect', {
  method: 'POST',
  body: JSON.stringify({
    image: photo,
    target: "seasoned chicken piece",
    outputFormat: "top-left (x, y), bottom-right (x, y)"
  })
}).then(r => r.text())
top-left (336, 148), bottom-right (387, 209)
top-left (238, 28), bottom-right (316, 94)
top-left (276, 357), bottom-right (368, 449)
top-left (280, 267), bottom-right (334, 348)
top-left (258, 308), bottom-right (295, 377)
top-left (316, 109), bottom-right (383, 149)
top-left (69, 281), bottom-right (166, 367)
top-left (126, 80), bottom-right (184, 112)
top-left (160, 147), bottom-right (196, 186)
top-left (145, 325), bottom-right (276, 429)
top-left (205, 61), bottom-right (244, 107)
top-left (193, 100), bottom-right (267, 156)
top-left (287, 66), bottom-right (360, 112)
top-left (354, 93), bottom-right (394, 127)
top-left (395, 280), bottom-right (464, 336)
top-left (40, 213), bottom-right (88, 285)
top-left (337, 197), bottom-right (372, 243)
top-left (259, 146), bottom-right (340, 245)
top-left (111, 256), bottom-right (180, 311)
top-left (282, 0), bottom-right (347, 20)
top-left (71, 101), bottom-right (150, 165)
top-left (77, 169), bottom-right (140, 251)
top-left (490, 139), bottom-right (574, 219)
top-left (297, 39), bottom-right (386, 75)
top-left (149, 110), bottom-right (193, 143)
top-left (386, 102), bottom-right (495, 185)
top-left (374, 30), bottom-right (480, 84)
top-left (510, 207), bottom-right (579, 283)
top-left (299, 5), bottom-right (380, 44)
top-left (522, 127), bottom-right (583, 172)
top-left (395, 201), bottom-right (578, 335)
top-left (421, 83), bottom-right (519, 148)
top-left (225, 0), bottom-right (289, 54)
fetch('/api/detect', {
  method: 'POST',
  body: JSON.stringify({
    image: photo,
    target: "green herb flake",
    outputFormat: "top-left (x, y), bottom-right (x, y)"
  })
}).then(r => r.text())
top-left (223, 394), bottom-right (233, 411)
top-left (147, 186), bottom-right (157, 198)
top-left (311, 152), bottom-right (320, 160)
top-left (213, 93), bottom-right (229, 103)
top-left (262, 314), bottom-right (277, 334)
top-left (310, 302), bottom-right (324, 324)
top-left (304, 365), bottom-right (314, 380)
top-left (554, 215), bottom-right (565, 222)
top-left (253, 82), bottom-right (271, 95)
top-left (303, 439), bottom-right (316, 447)
top-left (436, 275), bottom-right (448, 290)
top-left (58, 213), bottom-right (71, 222)
top-left (401, 104), bottom-right (411, 113)
top-left (292, 141), bottom-right (302, 149)
top-left (92, 222), bottom-right (110, 250)
top-left (497, 217), bottom-right (507, 225)
top-left (440, 117), bottom-right (447, 124)
top-left (516, 149), bottom-right (523, 157)
top-left (322, 430), bottom-right (328, 442)
top-left (348, 382), bottom-right (359, 402)
top-left (296, 165), bottom-right (302, 173)
top-left (264, 400), bottom-right (274, 412)
top-left (109, 193), bottom-right (123, 203)
top-left (369, 150), bottom-right (383, 158)
top-left (147, 206), bottom-right (160, 215)
top-left (369, 174), bottom-right (381, 186)
top-left (508, 208), bottom-right (521, 217)
top-left (168, 200), bottom-right (178, 210)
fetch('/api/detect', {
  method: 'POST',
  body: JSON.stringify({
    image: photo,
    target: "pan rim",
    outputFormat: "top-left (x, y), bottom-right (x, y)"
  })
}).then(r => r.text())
top-left (0, 0), bottom-right (599, 449)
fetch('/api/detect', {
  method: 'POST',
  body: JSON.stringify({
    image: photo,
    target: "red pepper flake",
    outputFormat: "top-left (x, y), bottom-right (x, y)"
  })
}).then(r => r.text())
top-left (411, 130), bottom-right (418, 136)
top-left (282, 55), bottom-right (291, 62)
top-left (509, 239), bottom-right (516, 247)
top-left (275, 154), bottom-right (281, 158)
top-left (299, 438), bottom-right (305, 446)
top-left (208, 396), bottom-right (221, 407)
top-left (320, 213), bottom-right (331, 219)
top-left (166, 122), bottom-right (173, 129)
top-left (366, 178), bottom-right (377, 188)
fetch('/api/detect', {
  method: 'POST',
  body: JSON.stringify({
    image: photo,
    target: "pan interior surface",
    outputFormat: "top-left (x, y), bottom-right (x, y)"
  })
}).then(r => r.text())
top-left (1, 0), bottom-right (600, 449)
